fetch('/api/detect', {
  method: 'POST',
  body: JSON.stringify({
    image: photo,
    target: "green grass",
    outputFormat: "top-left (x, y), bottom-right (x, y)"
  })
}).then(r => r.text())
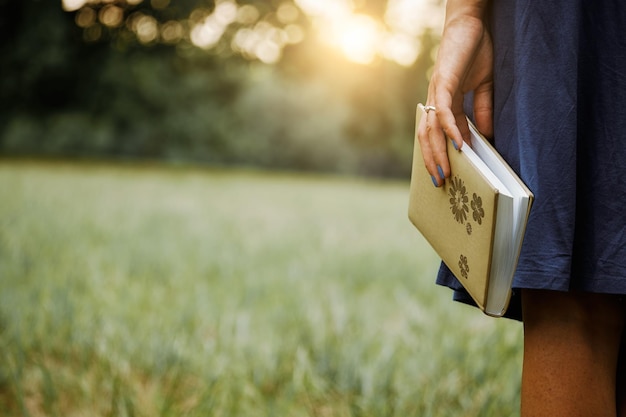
top-left (0, 160), bottom-right (523, 417)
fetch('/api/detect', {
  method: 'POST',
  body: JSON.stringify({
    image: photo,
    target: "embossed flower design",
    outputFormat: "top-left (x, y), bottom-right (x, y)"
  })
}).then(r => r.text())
top-left (449, 176), bottom-right (469, 224)
top-left (459, 254), bottom-right (470, 279)
top-left (471, 193), bottom-right (485, 225)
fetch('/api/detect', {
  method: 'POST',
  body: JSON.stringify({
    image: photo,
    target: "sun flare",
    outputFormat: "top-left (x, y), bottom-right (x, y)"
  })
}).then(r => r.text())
top-left (334, 14), bottom-right (380, 65)
top-left (63, 0), bottom-right (442, 66)
top-left (295, 0), bottom-right (443, 67)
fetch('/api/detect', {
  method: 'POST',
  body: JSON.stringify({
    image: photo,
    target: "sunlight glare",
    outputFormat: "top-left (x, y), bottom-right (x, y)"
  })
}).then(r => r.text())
top-left (294, 0), bottom-right (441, 66)
top-left (382, 32), bottom-right (420, 67)
top-left (191, 0), bottom-right (237, 49)
top-left (63, 0), bottom-right (441, 66)
top-left (214, 0), bottom-right (238, 26)
top-left (133, 14), bottom-right (159, 44)
top-left (335, 14), bottom-right (380, 65)
top-left (62, 0), bottom-right (87, 12)
top-left (161, 20), bottom-right (184, 44)
top-left (284, 24), bottom-right (304, 44)
top-left (99, 5), bottom-right (124, 28)
top-left (232, 21), bottom-right (287, 64)
top-left (236, 4), bottom-right (260, 25)
top-left (294, 0), bottom-right (383, 65)
top-left (385, 0), bottom-right (443, 36)
top-left (191, 17), bottom-right (224, 49)
top-left (294, 0), bottom-right (352, 19)
top-left (277, 3), bottom-right (300, 24)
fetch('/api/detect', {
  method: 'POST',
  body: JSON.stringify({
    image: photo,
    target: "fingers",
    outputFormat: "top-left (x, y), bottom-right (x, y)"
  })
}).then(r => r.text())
top-left (415, 1), bottom-right (493, 188)
top-left (434, 90), bottom-right (468, 150)
top-left (453, 108), bottom-right (472, 147)
top-left (417, 103), bottom-right (455, 188)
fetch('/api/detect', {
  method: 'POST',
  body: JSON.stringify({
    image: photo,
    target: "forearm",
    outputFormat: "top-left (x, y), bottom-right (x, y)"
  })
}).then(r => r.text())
top-left (417, 0), bottom-right (494, 187)
top-left (434, 0), bottom-right (491, 94)
top-left (444, 0), bottom-right (489, 25)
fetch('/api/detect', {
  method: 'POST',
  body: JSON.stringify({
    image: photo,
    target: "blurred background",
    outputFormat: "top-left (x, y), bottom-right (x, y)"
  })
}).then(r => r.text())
top-left (1, 0), bottom-right (442, 177)
top-left (0, 1), bottom-right (525, 416)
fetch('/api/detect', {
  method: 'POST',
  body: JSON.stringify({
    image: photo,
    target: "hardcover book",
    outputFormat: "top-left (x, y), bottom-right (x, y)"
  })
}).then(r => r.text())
top-left (408, 106), bottom-right (534, 317)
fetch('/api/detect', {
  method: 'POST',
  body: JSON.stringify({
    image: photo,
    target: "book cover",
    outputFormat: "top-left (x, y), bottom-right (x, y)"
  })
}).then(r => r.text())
top-left (408, 106), bottom-right (533, 316)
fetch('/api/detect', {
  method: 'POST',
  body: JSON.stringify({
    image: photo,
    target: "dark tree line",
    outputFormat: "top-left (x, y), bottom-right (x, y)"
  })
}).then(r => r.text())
top-left (0, 0), bottom-right (437, 177)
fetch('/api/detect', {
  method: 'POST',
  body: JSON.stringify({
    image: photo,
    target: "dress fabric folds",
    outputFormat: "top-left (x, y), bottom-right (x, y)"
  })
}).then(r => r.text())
top-left (435, 0), bottom-right (626, 320)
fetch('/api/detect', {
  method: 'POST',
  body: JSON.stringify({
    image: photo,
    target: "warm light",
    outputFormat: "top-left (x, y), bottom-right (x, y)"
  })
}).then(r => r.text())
top-left (135, 15), bottom-right (159, 43)
top-left (334, 14), bottom-right (380, 65)
top-left (294, 0), bottom-right (352, 19)
top-left (191, 17), bottom-right (224, 49)
top-left (256, 41), bottom-right (281, 64)
top-left (99, 5), bottom-right (124, 28)
top-left (189, 8), bottom-right (211, 23)
top-left (232, 21), bottom-right (286, 64)
top-left (62, 0), bottom-right (440, 66)
top-left (381, 32), bottom-right (420, 67)
top-left (75, 7), bottom-right (96, 28)
top-left (190, 0), bottom-right (238, 49)
top-left (62, 0), bottom-right (87, 12)
top-left (161, 21), bottom-right (184, 44)
top-left (284, 24), bottom-right (304, 44)
top-left (293, 0), bottom-right (433, 66)
top-left (384, 0), bottom-right (444, 36)
top-left (236, 4), bottom-right (259, 25)
top-left (276, 3), bottom-right (299, 24)
top-left (213, 0), bottom-right (238, 26)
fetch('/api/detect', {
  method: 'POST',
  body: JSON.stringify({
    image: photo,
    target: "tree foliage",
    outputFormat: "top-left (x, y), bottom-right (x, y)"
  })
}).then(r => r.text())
top-left (0, 0), bottom-right (438, 177)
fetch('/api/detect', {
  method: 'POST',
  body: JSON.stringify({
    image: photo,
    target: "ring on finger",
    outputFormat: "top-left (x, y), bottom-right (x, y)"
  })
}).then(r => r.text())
top-left (418, 103), bottom-right (437, 114)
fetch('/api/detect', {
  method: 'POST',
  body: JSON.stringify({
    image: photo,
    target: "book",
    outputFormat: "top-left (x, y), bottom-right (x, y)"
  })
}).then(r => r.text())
top-left (408, 105), bottom-right (534, 317)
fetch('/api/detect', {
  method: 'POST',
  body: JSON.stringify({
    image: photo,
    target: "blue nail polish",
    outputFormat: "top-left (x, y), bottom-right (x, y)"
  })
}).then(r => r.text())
top-left (431, 175), bottom-right (439, 187)
top-left (437, 165), bottom-right (445, 181)
top-left (451, 140), bottom-right (459, 151)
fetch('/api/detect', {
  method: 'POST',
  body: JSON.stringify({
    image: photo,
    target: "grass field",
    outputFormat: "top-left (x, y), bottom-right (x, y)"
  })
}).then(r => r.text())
top-left (0, 160), bottom-right (523, 417)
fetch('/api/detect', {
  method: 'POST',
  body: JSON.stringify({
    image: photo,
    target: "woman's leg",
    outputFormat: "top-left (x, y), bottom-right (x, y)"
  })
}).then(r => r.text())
top-left (521, 289), bottom-right (626, 417)
top-left (616, 328), bottom-right (626, 416)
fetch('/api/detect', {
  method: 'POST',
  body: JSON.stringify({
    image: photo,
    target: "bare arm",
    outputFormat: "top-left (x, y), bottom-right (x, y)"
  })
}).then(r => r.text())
top-left (416, 0), bottom-right (493, 187)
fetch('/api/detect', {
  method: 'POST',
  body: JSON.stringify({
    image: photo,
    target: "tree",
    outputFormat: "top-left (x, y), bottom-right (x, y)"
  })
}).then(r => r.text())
top-left (0, 0), bottom-right (439, 177)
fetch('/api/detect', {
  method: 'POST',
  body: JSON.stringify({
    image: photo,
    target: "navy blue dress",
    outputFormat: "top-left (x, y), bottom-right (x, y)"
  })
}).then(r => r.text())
top-left (436, 1), bottom-right (626, 320)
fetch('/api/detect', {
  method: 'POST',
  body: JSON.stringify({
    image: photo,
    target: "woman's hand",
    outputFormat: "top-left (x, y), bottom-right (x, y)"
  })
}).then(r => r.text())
top-left (417, 0), bottom-right (494, 187)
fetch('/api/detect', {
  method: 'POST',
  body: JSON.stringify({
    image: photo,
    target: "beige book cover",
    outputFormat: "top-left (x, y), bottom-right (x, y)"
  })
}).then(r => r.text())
top-left (408, 106), bottom-right (533, 316)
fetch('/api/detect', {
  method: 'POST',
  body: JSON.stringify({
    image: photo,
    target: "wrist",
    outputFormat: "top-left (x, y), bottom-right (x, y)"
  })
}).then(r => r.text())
top-left (444, 0), bottom-right (489, 25)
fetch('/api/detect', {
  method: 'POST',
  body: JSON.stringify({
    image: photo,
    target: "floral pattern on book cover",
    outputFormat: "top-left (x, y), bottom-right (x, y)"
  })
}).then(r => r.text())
top-left (449, 176), bottom-right (469, 224)
top-left (448, 176), bottom-right (487, 279)
top-left (459, 254), bottom-right (470, 279)
top-left (449, 176), bottom-right (486, 236)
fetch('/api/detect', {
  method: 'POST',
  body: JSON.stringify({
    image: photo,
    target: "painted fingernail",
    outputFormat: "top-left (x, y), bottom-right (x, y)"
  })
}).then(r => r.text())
top-left (437, 165), bottom-right (445, 181)
top-left (451, 139), bottom-right (459, 151)
top-left (431, 175), bottom-right (439, 187)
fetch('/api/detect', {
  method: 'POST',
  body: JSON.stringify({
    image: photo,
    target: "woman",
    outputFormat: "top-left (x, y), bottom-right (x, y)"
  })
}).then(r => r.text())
top-left (417, 0), bottom-right (626, 415)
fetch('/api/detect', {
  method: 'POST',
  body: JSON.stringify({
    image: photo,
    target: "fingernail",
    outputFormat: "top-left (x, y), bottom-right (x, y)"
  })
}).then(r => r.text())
top-left (451, 139), bottom-right (459, 151)
top-left (431, 175), bottom-right (439, 187)
top-left (437, 165), bottom-right (445, 181)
